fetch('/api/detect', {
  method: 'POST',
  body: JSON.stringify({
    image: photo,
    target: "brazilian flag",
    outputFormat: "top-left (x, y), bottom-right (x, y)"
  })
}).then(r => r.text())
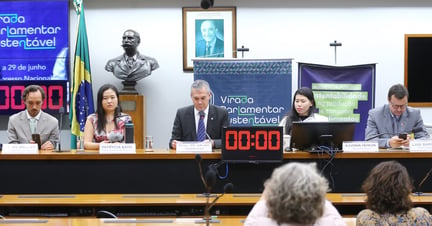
top-left (69, 0), bottom-right (94, 149)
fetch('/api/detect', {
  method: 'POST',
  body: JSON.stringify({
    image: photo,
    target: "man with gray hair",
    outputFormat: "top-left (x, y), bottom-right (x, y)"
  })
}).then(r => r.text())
top-left (7, 85), bottom-right (59, 150)
top-left (169, 80), bottom-right (229, 149)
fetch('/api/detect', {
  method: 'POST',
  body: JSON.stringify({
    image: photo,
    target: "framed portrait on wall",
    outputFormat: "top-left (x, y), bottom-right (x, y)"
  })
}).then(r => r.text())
top-left (182, 7), bottom-right (237, 71)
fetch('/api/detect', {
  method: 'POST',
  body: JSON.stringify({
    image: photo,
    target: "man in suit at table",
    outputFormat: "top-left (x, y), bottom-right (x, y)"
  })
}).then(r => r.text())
top-left (169, 80), bottom-right (229, 149)
top-left (365, 83), bottom-right (429, 148)
top-left (7, 85), bottom-right (59, 150)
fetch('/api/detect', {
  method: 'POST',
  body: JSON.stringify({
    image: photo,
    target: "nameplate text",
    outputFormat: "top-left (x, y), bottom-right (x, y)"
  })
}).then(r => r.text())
top-left (342, 141), bottom-right (379, 152)
top-left (176, 141), bottom-right (212, 153)
top-left (409, 139), bottom-right (432, 152)
top-left (99, 143), bottom-right (136, 154)
top-left (2, 144), bottom-right (39, 154)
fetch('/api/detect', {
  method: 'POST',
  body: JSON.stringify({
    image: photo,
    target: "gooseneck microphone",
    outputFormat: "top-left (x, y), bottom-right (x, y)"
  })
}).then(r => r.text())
top-left (205, 132), bottom-right (213, 147)
top-left (195, 154), bottom-right (208, 191)
top-left (207, 183), bottom-right (234, 210)
top-left (415, 167), bottom-right (432, 196)
top-left (56, 107), bottom-right (64, 152)
top-left (366, 127), bottom-right (423, 141)
top-left (204, 168), bottom-right (217, 194)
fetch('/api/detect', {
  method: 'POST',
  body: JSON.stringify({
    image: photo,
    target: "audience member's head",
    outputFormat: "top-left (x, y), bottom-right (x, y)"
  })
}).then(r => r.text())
top-left (190, 79), bottom-right (211, 112)
top-left (362, 160), bottom-right (413, 214)
top-left (264, 162), bottom-right (329, 224)
top-left (22, 85), bottom-right (45, 117)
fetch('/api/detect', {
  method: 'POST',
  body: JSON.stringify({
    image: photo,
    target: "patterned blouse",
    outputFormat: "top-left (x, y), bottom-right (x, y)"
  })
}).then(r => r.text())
top-left (87, 113), bottom-right (132, 143)
top-left (356, 207), bottom-right (432, 225)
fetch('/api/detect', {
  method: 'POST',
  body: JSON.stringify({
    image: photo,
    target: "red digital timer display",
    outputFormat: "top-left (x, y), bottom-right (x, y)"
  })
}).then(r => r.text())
top-left (222, 126), bottom-right (283, 163)
top-left (0, 81), bottom-right (67, 114)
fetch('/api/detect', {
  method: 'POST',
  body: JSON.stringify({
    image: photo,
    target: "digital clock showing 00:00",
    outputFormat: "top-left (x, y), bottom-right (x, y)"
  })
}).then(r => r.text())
top-left (224, 127), bottom-right (282, 151)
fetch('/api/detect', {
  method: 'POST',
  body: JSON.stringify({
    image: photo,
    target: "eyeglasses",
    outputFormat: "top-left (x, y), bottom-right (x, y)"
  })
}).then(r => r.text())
top-left (390, 102), bottom-right (407, 110)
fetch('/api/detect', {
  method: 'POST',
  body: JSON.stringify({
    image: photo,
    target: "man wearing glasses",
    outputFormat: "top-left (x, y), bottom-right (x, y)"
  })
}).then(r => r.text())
top-left (365, 84), bottom-right (429, 148)
top-left (7, 85), bottom-right (59, 150)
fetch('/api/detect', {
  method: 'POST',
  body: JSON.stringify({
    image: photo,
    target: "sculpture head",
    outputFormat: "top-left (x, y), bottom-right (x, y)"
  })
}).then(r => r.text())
top-left (121, 29), bottom-right (140, 54)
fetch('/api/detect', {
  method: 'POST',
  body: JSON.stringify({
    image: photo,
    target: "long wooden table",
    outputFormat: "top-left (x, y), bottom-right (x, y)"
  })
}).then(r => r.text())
top-left (1, 149), bottom-right (432, 194)
top-left (0, 217), bottom-right (357, 226)
top-left (0, 193), bottom-right (431, 217)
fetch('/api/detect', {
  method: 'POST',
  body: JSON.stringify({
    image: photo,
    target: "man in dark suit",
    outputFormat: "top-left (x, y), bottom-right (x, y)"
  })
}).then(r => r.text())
top-left (195, 20), bottom-right (224, 58)
top-left (105, 29), bottom-right (159, 82)
top-left (365, 84), bottom-right (429, 148)
top-left (7, 85), bottom-right (59, 150)
top-left (169, 80), bottom-right (229, 149)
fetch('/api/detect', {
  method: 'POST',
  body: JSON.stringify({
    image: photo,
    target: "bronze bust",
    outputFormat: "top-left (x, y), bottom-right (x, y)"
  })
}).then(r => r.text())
top-left (105, 30), bottom-right (159, 93)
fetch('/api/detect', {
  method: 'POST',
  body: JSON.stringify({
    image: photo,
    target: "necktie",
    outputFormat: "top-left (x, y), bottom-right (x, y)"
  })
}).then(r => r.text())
top-left (29, 118), bottom-right (36, 134)
top-left (127, 57), bottom-right (134, 67)
top-left (205, 43), bottom-right (211, 57)
top-left (197, 111), bottom-right (206, 141)
top-left (393, 116), bottom-right (400, 134)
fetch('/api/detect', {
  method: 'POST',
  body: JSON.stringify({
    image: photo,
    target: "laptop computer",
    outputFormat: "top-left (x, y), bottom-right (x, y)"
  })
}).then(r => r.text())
top-left (290, 122), bottom-right (356, 153)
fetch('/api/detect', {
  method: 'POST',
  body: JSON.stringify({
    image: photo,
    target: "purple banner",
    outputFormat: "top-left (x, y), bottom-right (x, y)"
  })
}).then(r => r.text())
top-left (299, 63), bottom-right (376, 140)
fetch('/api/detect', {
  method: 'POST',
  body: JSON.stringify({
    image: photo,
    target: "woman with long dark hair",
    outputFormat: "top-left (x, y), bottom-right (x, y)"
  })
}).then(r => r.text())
top-left (83, 84), bottom-right (132, 150)
top-left (279, 87), bottom-right (327, 134)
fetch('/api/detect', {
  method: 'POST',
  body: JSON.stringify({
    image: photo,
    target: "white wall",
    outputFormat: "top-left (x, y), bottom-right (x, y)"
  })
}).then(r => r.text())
top-left (2, 0), bottom-right (432, 149)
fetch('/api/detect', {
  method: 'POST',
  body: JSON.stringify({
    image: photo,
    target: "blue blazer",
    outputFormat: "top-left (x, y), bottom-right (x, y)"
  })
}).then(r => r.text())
top-left (169, 104), bottom-right (229, 149)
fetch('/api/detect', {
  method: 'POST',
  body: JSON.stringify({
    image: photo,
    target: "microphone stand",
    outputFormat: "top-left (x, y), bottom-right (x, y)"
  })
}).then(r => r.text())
top-left (415, 167), bottom-right (432, 196)
top-left (56, 107), bottom-right (64, 152)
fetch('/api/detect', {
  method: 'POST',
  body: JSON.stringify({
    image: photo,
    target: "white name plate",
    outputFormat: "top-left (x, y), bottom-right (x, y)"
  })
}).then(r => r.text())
top-left (176, 141), bottom-right (212, 153)
top-left (343, 141), bottom-right (379, 152)
top-left (409, 139), bottom-right (432, 152)
top-left (2, 144), bottom-right (39, 154)
top-left (99, 143), bottom-right (136, 154)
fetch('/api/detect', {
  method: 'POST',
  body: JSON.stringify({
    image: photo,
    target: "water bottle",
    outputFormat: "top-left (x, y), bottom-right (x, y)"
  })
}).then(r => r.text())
top-left (125, 121), bottom-right (134, 143)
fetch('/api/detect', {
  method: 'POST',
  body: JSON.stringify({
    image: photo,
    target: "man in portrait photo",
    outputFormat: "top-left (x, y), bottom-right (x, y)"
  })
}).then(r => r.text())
top-left (195, 19), bottom-right (224, 58)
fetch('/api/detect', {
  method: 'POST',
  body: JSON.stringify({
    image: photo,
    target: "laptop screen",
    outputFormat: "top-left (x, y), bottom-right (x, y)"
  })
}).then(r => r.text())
top-left (221, 126), bottom-right (283, 163)
top-left (290, 122), bottom-right (356, 151)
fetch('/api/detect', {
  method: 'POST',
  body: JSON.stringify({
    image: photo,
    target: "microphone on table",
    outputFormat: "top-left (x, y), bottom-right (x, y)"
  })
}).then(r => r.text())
top-left (366, 127), bottom-right (423, 141)
top-left (205, 132), bottom-right (213, 148)
top-left (195, 154), bottom-right (208, 191)
top-left (204, 168), bottom-right (217, 194)
top-left (415, 167), bottom-right (432, 196)
top-left (56, 107), bottom-right (65, 152)
top-left (198, 167), bottom-right (217, 225)
top-left (207, 183), bottom-right (234, 210)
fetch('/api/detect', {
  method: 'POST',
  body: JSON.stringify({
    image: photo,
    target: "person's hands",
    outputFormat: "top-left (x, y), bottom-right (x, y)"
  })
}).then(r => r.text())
top-left (389, 135), bottom-right (411, 148)
top-left (41, 141), bottom-right (54, 150)
top-left (171, 140), bottom-right (177, 149)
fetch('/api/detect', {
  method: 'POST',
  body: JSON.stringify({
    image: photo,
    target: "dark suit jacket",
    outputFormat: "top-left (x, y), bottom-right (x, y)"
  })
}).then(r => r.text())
top-left (195, 38), bottom-right (224, 58)
top-left (365, 104), bottom-right (429, 147)
top-left (7, 110), bottom-right (59, 145)
top-left (169, 105), bottom-right (229, 149)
